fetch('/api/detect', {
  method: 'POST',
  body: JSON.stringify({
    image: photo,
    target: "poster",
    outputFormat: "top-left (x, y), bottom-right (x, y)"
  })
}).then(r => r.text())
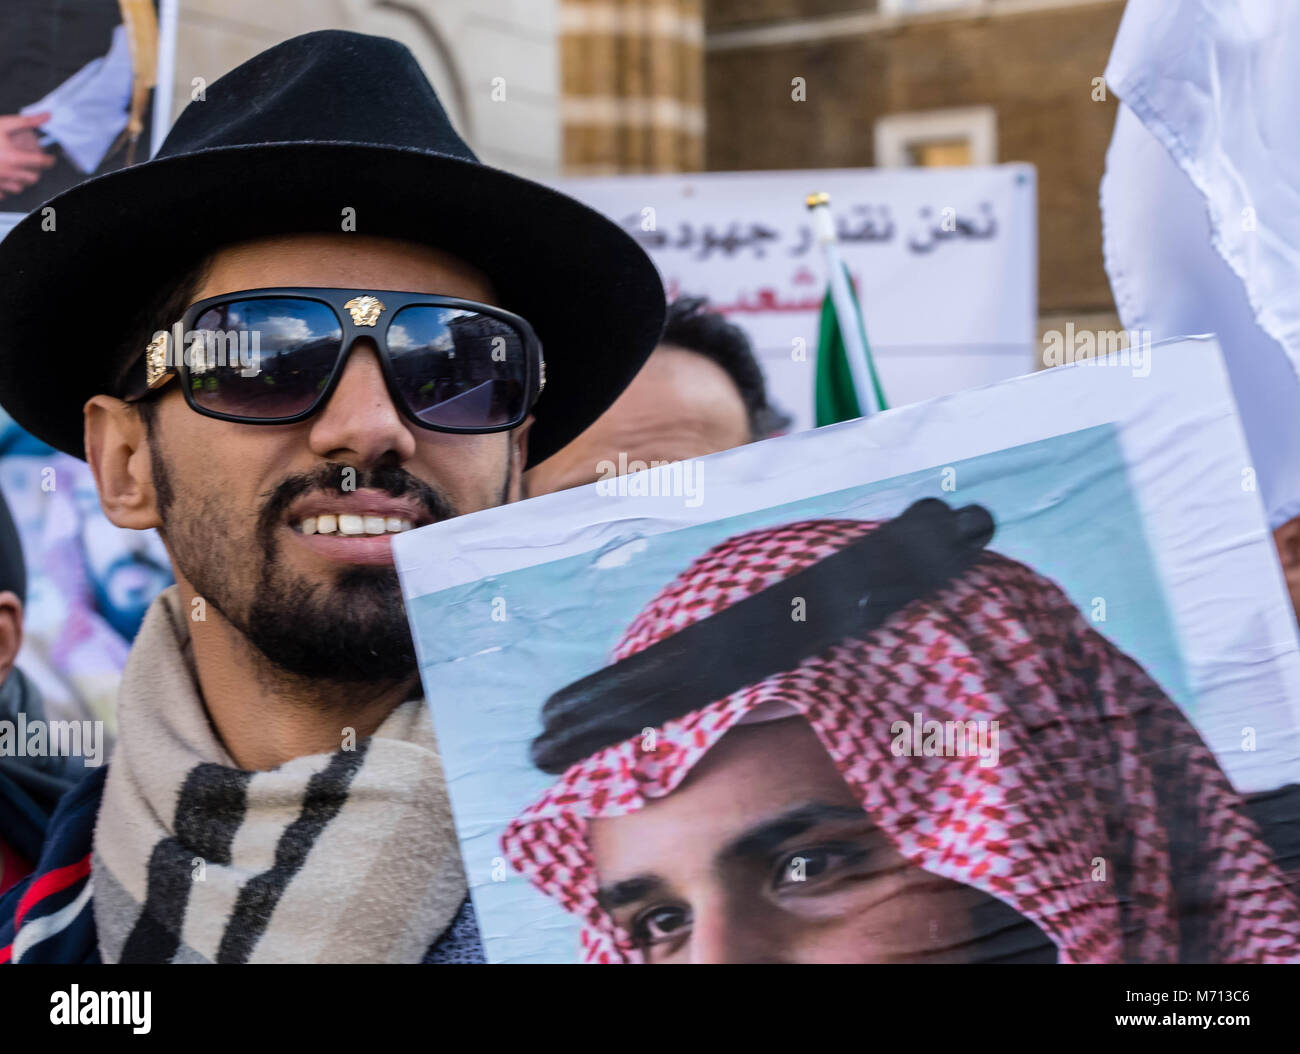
top-left (395, 336), bottom-right (1300, 964)
top-left (554, 165), bottom-right (1037, 429)
top-left (0, 0), bottom-right (176, 239)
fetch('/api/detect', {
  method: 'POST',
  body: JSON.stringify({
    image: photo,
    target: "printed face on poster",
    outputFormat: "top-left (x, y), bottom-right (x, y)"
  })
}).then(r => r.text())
top-left (0, 0), bottom-right (175, 239)
top-left (554, 165), bottom-right (1037, 430)
top-left (395, 337), bottom-right (1300, 964)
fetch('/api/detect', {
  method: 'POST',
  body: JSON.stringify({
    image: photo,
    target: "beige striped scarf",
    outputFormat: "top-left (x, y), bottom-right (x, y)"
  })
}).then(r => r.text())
top-left (93, 587), bottom-right (467, 962)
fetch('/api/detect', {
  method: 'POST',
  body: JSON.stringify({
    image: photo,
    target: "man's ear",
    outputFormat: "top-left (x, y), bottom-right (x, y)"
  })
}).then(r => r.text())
top-left (84, 395), bottom-right (163, 530)
top-left (1274, 514), bottom-right (1300, 624)
top-left (0, 590), bottom-right (23, 684)
top-left (507, 416), bottom-right (534, 503)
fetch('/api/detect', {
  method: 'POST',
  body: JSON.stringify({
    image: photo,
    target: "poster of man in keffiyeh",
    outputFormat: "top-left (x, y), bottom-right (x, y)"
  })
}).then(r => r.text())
top-left (394, 336), bottom-right (1300, 965)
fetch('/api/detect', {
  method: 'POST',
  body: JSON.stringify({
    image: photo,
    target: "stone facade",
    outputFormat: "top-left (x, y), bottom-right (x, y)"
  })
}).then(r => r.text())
top-left (704, 0), bottom-right (1126, 324)
top-left (164, 0), bottom-right (1125, 332)
top-left (169, 0), bottom-right (561, 180)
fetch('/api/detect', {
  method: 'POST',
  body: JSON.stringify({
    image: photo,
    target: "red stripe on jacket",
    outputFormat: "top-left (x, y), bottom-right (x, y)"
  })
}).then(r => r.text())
top-left (14, 852), bottom-right (92, 930)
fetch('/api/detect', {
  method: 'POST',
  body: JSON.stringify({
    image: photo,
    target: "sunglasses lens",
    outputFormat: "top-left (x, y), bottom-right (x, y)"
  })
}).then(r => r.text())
top-left (387, 306), bottom-right (528, 429)
top-left (188, 298), bottom-right (342, 419)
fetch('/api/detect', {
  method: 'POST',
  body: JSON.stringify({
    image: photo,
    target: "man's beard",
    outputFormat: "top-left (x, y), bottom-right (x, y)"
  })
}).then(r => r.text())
top-left (156, 455), bottom-right (461, 684)
top-left (245, 559), bottom-right (418, 683)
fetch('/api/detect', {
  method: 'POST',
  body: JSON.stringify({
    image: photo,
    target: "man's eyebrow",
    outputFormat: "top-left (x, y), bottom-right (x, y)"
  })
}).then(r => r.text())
top-left (593, 804), bottom-right (869, 908)
top-left (596, 874), bottom-right (666, 911)
top-left (720, 802), bottom-right (870, 863)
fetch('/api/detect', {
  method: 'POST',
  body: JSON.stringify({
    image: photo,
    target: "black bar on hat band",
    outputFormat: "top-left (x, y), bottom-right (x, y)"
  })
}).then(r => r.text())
top-left (530, 498), bottom-right (995, 774)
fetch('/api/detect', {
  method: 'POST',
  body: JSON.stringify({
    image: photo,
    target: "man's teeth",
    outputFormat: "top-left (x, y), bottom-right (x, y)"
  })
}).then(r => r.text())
top-left (295, 514), bottom-right (413, 535)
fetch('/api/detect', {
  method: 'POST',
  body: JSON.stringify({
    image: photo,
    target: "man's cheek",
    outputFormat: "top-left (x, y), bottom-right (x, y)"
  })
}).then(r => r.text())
top-left (792, 874), bottom-right (955, 959)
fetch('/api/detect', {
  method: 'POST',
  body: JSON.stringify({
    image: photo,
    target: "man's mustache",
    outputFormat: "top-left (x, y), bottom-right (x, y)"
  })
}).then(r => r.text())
top-left (257, 463), bottom-right (457, 540)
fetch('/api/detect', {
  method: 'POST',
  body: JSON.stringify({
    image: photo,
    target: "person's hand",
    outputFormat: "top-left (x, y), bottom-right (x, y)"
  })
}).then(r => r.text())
top-left (0, 113), bottom-right (55, 200)
top-left (8, 125), bottom-right (41, 153)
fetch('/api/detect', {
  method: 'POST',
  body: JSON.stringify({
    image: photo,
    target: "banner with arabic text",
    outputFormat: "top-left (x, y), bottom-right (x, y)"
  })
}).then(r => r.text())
top-left (555, 164), bottom-right (1036, 429)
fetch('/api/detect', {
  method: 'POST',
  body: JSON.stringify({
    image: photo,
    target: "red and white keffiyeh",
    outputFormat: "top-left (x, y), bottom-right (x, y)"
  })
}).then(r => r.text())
top-left (503, 518), bottom-right (1300, 963)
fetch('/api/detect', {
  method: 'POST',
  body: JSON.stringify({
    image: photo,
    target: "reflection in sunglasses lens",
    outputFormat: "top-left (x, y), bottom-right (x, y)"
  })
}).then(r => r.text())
top-left (387, 306), bottom-right (526, 428)
top-left (189, 298), bottom-right (343, 419)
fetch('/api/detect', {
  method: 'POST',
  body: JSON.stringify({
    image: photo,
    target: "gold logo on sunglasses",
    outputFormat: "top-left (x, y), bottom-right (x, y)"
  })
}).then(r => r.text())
top-left (344, 295), bottom-right (386, 327)
top-left (145, 332), bottom-right (172, 389)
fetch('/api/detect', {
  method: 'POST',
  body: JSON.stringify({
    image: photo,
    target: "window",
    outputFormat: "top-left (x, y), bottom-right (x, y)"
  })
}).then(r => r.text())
top-left (874, 106), bottom-right (997, 168)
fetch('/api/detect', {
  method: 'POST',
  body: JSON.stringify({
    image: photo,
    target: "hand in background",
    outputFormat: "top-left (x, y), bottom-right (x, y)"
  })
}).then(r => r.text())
top-left (0, 113), bottom-right (55, 200)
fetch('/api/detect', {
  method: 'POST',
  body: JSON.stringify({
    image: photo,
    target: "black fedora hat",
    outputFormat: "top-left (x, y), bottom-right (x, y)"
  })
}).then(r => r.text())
top-left (0, 30), bottom-right (665, 467)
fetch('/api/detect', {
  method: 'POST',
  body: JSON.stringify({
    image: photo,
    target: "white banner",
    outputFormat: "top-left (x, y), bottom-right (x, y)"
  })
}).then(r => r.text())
top-left (554, 164), bottom-right (1037, 430)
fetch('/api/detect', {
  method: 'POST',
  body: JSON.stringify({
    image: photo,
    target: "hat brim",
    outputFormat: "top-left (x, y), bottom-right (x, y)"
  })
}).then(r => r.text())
top-left (0, 142), bottom-right (664, 466)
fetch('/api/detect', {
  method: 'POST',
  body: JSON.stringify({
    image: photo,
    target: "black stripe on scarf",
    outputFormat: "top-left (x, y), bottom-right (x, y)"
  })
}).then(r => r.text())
top-left (216, 742), bottom-right (369, 963)
top-left (120, 763), bottom-right (253, 964)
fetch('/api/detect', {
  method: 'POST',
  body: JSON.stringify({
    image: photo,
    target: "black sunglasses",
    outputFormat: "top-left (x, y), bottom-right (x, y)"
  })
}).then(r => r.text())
top-left (122, 287), bottom-right (545, 433)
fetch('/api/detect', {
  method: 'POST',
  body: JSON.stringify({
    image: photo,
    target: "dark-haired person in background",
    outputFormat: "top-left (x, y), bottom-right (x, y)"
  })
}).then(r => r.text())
top-left (526, 296), bottom-right (789, 498)
top-left (0, 489), bottom-right (82, 897)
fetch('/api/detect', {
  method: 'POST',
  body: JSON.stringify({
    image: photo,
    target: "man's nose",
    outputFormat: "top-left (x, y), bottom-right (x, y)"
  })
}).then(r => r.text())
top-left (307, 341), bottom-right (416, 466)
top-left (688, 895), bottom-right (784, 964)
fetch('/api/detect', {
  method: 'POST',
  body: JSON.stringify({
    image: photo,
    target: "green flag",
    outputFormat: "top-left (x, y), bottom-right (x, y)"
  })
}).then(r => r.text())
top-left (813, 265), bottom-right (887, 427)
